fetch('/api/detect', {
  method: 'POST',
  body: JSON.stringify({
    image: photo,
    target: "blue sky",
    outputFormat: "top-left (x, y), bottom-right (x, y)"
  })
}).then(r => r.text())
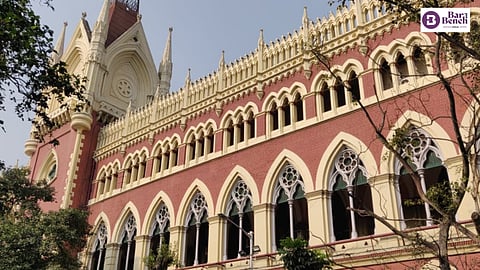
top-left (0, 0), bottom-right (337, 166)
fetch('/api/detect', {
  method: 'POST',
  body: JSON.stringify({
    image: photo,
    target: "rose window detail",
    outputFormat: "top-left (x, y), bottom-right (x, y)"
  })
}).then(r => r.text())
top-left (117, 79), bottom-right (132, 98)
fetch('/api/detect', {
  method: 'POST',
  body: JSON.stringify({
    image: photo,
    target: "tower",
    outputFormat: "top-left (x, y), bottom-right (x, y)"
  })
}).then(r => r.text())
top-left (24, 0), bottom-right (170, 211)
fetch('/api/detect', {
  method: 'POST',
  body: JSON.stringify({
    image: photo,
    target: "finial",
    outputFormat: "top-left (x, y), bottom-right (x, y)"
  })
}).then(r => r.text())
top-left (303, 6), bottom-right (309, 26)
top-left (219, 50), bottom-right (225, 68)
top-left (258, 29), bottom-right (264, 47)
top-left (82, 12), bottom-right (87, 19)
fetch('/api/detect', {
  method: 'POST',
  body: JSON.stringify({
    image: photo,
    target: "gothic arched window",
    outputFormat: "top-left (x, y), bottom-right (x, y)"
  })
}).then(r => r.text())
top-left (396, 128), bottom-right (450, 229)
top-left (380, 58), bottom-right (393, 90)
top-left (118, 215), bottom-right (137, 270)
top-left (150, 203), bottom-right (170, 258)
top-left (184, 192), bottom-right (209, 266)
top-left (273, 163), bottom-right (309, 250)
top-left (90, 223), bottom-right (107, 270)
top-left (225, 179), bottom-right (254, 260)
top-left (330, 148), bottom-right (374, 241)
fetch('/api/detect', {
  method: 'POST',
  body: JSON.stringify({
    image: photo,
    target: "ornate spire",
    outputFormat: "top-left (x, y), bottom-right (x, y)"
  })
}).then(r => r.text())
top-left (258, 28), bottom-right (264, 47)
top-left (218, 50), bottom-right (225, 70)
top-left (51, 22), bottom-right (68, 64)
top-left (91, 0), bottom-right (110, 46)
top-left (157, 27), bottom-right (173, 96)
top-left (302, 6), bottom-right (309, 28)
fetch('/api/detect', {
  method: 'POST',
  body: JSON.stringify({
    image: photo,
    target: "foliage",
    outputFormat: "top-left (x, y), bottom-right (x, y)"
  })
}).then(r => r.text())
top-left (278, 238), bottom-right (331, 270)
top-left (144, 243), bottom-right (179, 270)
top-left (0, 0), bottom-right (86, 132)
top-left (0, 167), bottom-right (91, 270)
top-left (319, 1), bottom-right (480, 269)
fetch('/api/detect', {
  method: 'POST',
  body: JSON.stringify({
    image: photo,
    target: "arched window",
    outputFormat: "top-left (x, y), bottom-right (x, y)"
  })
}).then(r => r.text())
top-left (270, 102), bottom-right (279, 131)
top-left (90, 223), bottom-right (107, 270)
top-left (237, 116), bottom-right (245, 143)
top-left (413, 46), bottom-right (428, 75)
top-left (38, 151), bottom-right (57, 184)
top-left (330, 149), bottom-right (374, 241)
top-left (205, 128), bottom-right (215, 154)
top-left (334, 78), bottom-right (346, 107)
top-left (245, 112), bottom-right (255, 140)
top-left (197, 132), bottom-right (205, 157)
top-left (396, 53), bottom-right (409, 83)
top-left (282, 99), bottom-right (291, 127)
top-left (320, 82), bottom-right (331, 112)
top-left (293, 93), bottom-right (304, 122)
top-left (396, 128), bottom-right (450, 229)
top-left (188, 135), bottom-right (196, 160)
top-left (118, 215), bottom-right (137, 270)
top-left (348, 71), bottom-right (360, 102)
top-left (226, 120), bottom-right (234, 146)
top-left (225, 179), bottom-right (254, 259)
top-left (450, 32), bottom-right (465, 64)
top-left (273, 163), bottom-right (309, 249)
top-left (184, 192), bottom-right (209, 266)
top-left (150, 204), bottom-right (171, 257)
top-left (380, 58), bottom-right (393, 90)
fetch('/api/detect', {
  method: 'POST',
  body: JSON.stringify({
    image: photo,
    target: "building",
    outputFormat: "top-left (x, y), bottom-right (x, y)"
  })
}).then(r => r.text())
top-left (24, 0), bottom-right (480, 269)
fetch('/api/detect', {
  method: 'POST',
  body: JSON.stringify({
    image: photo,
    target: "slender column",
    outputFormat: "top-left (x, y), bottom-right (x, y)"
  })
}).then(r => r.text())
top-left (288, 200), bottom-right (294, 239)
top-left (348, 187), bottom-right (358, 238)
top-left (238, 213), bottom-right (244, 257)
top-left (419, 170), bottom-right (432, 225)
top-left (194, 223), bottom-right (200, 265)
top-left (124, 240), bottom-right (132, 269)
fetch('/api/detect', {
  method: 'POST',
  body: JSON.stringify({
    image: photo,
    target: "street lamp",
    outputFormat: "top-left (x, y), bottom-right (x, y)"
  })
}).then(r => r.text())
top-left (218, 213), bottom-right (258, 270)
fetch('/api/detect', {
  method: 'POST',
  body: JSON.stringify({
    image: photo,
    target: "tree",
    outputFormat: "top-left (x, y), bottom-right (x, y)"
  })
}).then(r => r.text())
top-left (0, 167), bottom-right (91, 270)
top-left (278, 237), bottom-right (331, 270)
top-left (0, 0), bottom-right (86, 133)
top-left (313, 1), bottom-right (480, 269)
top-left (143, 243), bottom-right (179, 270)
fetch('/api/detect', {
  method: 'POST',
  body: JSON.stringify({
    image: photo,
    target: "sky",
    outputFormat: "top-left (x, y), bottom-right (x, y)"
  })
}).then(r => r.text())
top-left (0, 0), bottom-right (337, 167)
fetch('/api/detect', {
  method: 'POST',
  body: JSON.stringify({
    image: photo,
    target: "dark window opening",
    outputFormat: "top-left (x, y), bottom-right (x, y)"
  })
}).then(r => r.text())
top-left (335, 79), bottom-right (346, 107)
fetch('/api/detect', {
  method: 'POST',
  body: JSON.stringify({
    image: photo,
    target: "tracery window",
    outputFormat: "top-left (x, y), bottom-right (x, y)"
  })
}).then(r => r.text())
top-left (396, 128), bottom-right (450, 229)
top-left (245, 112), bottom-right (255, 140)
top-left (150, 203), bottom-right (171, 257)
top-left (330, 148), bottom-right (374, 241)
top-left (184, 192), bottom-right (209, 266)
top-left (90, 223), bottom-right (107, 270)
top-left (118, 215), bottom-right (137, 270)
top-left (272, 163), bottom-right (309, 249)
top-left (225, 179), bottom-right (254, 259)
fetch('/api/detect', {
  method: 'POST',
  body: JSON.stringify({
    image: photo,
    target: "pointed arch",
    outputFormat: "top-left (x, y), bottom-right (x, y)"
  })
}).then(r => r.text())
top-left (112, 201), bottom-right (141, 242)
top-left (317, 132), bottom-right (377, 190)
top-left (176, 179), bottom-right (215, 226)
top-left (142, 191), bottom-right (175, 235)
top-left (261, 149), bottom-right (314, 203)
top-left (216, 165), bottom-right (260, 213)
top-left (380, 110), bottom-right (456, 175)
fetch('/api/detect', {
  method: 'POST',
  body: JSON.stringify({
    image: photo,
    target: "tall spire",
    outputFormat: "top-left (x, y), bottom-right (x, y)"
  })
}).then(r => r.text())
top-left (51, 22), bottom-right (68, 64)
top-left (157, 27), bottom-right (173, 96)
top-left (91, 0), bottom-right (110, 46)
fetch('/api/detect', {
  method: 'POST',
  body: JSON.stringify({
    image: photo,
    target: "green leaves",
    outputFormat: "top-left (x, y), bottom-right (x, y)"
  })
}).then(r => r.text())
top-left (0, 167), bottom-right (91, 270)
top-left (278, 238), bottom-right (331, 270)
top-left (0, 0), bottom-right (86, 132)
